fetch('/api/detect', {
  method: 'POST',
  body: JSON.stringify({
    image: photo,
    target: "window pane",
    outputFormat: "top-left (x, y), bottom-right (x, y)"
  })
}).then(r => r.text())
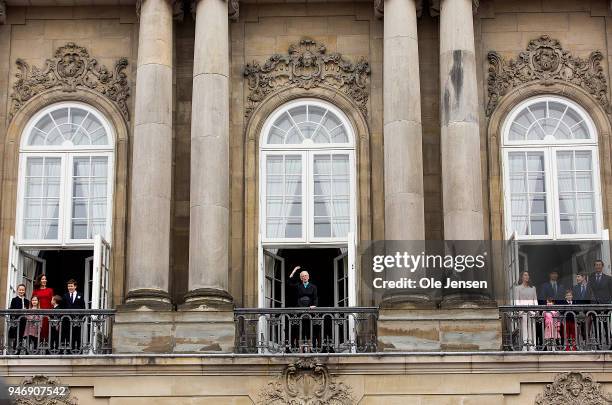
top-left (575, 152), bottom-right (592, 170)
top-left (527, 154), bottom-right (544, 171)
top-left (314, 218), bottom-right (331, 237)
top-left (264, 155), bottom-right (303, 239)
top-left (556, 150), bottom-right (596, 235)
top-left (577, 214), bottom-right (595, 234)
top-left (576, 194), bottom-right (594, 213)
top-left (530, 196), bottom-right (546, 214)
top-left (70, 156), bottom-right (108, 239)
top-left (530, 217), bottom-right (547, 235)
top-left (26, 158), bottom-right (44, 176)
top-left (23, 157), bottom-right (61, 240)
top-left (528, 173), bottom-right (545, 192)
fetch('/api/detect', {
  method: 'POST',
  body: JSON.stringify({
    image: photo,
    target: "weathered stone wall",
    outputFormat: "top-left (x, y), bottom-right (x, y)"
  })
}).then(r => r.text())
top-left (0, 6), bottom-right (138, 307)
top-left (477, 0), bottom-right (612, 241)
top-left (2, 354), bottom-right (612, 404)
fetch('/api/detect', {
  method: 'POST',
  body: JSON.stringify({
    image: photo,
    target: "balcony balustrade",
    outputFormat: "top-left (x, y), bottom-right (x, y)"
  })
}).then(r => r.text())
top-left (500, 305), bottom-right (612, 352)
top-left (234, 307), bottom-right (379, 354)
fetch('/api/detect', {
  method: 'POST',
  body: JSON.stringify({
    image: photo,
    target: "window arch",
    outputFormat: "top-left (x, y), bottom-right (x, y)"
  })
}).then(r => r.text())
top-left (502, 96), bottom-right (601, 239)
top-left (260, 99), bottom-right (356, 243)
top-left (17, 101), bottom-right (115, 245)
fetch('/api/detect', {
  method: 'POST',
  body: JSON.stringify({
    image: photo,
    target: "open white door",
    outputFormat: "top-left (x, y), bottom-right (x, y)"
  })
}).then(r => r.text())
top-left (5, 237), bottom-right (46, 307)
top-left (602, 229), bottom-right (611, 275)
top-left (20, 251), bottom-right (45, 299)
top-left (333, 249), bottom-right (348, 308)
top-left (5, 237), bottom-right (19, 308)
top-left (84, 257), bottom-right (94, 309)
top-left (333, 232), bottom-right (355, 351)
top-left (91, 235), bottom-right (111, 310)
top-left (505, 231), bottom-right (519, 304)
top-left (263, 250), bottom-right (285, 308)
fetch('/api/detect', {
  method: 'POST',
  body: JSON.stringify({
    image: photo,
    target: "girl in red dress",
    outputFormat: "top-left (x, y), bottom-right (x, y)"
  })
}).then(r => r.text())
top-left (31, 274), bottom-right (53, 345)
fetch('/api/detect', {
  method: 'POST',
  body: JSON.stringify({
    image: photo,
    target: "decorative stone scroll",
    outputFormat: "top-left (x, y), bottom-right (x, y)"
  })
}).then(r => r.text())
top-left (257, 358), bottom-right (354, 405)
top-left (535, 372), bottom-right (612, 405)
top-left (486, 35), bottom-right (609, 116)
top-left (15, 375), bottom-right (78, 405)
top-left (9, 42), bottom-right (130, 122)
top-left (0, 0), bottom-right (6, 25)
top-left (243, 39), bottom-right (371, 119)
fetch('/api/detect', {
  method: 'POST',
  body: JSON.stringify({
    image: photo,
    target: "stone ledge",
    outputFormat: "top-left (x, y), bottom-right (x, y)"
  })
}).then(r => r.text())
top-left (112, 310), bottom-right (235, 354)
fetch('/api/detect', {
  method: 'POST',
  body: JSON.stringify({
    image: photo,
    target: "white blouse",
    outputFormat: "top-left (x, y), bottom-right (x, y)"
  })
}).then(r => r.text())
top-left (514, 284), bottom-right (538, 305)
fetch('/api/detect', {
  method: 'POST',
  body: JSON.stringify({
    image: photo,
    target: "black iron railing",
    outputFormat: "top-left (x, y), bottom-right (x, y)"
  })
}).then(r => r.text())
top-left (500, 305), bottom-right (612, 351)
top-left (0, 309), bottom-right (115, 355)
top-left (234, 307), bottom-right (378, 354)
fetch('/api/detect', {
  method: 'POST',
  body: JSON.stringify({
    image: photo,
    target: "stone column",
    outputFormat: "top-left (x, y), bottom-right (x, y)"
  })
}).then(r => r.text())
top-left (439, 0), bottom-right (494, 309)
top-left (184, 0), bottom-right (233, 307)
top-left (124, 0), bottom-right (174, 308)
top-left (380, 0), bottom-right (429, 308)
top-left (439, 0), bottom-right (484, 241)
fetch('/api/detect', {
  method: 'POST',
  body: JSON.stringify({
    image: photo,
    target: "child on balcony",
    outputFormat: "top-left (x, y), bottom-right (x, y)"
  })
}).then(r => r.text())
top-left (22, 296), bottom-right (41, 354)
top-left (543, 298), bottom-right (560, 351)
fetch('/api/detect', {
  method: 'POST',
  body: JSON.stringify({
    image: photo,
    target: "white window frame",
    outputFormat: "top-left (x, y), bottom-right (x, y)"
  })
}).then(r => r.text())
top-left (259, 99), bottom-right (357, 246)
top-left (502, 96), bottom-right (602, 241)
top-left (16, 102), bottom-right (115, 248)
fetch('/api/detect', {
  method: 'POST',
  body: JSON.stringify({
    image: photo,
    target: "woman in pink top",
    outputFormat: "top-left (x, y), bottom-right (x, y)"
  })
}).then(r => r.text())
top-left (543, 298), bottom-right (560, 350)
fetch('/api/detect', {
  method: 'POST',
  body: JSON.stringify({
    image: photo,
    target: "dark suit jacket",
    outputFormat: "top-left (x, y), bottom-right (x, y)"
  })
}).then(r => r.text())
top-left (62, 292), bottom-right (85, 309)
top-left (589, 272), bottom-right (612, 304)
top-left (538, 281), bottom-right (565, 304)
top-left (571, 284), bottom-right (594, 304)
top-left (9, 296), bottom-right (29, 310)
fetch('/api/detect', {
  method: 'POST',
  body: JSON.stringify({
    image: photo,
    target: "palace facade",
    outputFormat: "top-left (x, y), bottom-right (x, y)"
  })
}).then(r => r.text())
top-left (0, 0), bottom-right (612, 403)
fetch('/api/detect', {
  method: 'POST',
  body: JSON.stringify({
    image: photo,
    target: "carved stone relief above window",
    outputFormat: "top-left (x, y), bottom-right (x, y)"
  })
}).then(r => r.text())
top-left (535, 372), bottom-right (612, 405)
top-left (9, 43), bottom-right (130, 122)
top-left (256, 358), bottom-right (354, 405)
top-left (486, 35), bottom-right (609, 117)
top-left (243, 39), bottom-right (371, 119)
top-left (14, 375), bottom-right (79, 405)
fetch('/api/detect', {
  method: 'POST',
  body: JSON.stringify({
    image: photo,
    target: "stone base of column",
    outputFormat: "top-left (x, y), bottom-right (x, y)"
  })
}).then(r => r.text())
top-left (182, 288), bottom-right (234, 310)
top-left (377, 308), bottom-right (501, 351)
top-left (121, 288), bottom-right (173, 311)
top-left (380, 291), bottom-right (438, 309)
top-left (113, 308), bottom-right (235, 353)
top-left (440, 292), bottom-right (498, 309)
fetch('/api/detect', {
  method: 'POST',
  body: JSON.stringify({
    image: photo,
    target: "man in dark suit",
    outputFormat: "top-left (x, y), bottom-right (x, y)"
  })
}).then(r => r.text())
top-left (589, 260), bottom-right (612, 304)
top-left (572, 272), bottom-right (594, 304)
top-left (61, 279), bottom-right (85, 352)
top-left (589, 260), bottom-right (612, 349)
top-left (539, 271), bottom-right (564, 304)
top-left (8, 284), bottom-right (29, 353)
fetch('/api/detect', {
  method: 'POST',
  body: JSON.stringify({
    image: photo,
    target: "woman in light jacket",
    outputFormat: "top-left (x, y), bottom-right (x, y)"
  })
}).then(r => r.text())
top-left (514, 271), bottom-right (538, 351)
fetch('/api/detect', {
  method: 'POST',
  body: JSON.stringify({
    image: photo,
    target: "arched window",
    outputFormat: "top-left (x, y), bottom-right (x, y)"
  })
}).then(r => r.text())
top-left (260, 99), bottom-right (355, 243)
top-left (17, 102), bottom-right (114, 245)
top-left (502, 96), bottom-right (601, 239)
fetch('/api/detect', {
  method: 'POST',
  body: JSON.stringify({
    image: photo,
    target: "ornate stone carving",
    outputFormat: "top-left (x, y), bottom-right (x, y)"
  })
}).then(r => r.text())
top-left (535, 372), bottom-right (612, 405)
top-left (14, 375), bottom-right (78, 405)
top-left (228, 0), bottom-right (239, 21)
top-left (486, 35), bottom-right (609, 116)
top-left (257, 358), bottom-right (354, 405)
top-left (374, 0), bottom-right (383, 19)
top-left (0, 0), bottom-right (6, 25)
top-left (243, 39), bottom-right (371, 118)
top-left (9, 42), bottom-right (130, 122)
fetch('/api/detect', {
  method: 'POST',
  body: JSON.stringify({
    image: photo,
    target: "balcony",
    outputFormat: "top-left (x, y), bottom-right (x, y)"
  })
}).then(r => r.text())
top-left (500, 305), bottom-right (612, 351)
top-left (0, 309), bottom-right (115, 355)
top-left (234, 307), bottom-right (379, 354)
top-left (3, 305), bottom-right (612, 355)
